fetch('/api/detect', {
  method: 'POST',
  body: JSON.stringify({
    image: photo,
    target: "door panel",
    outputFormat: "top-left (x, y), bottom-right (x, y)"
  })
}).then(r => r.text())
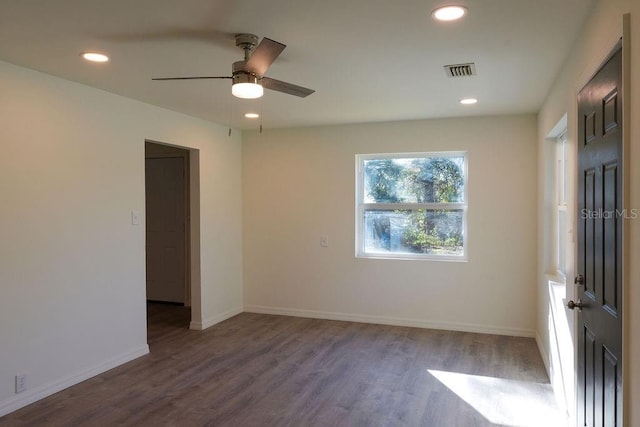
top-left (583, 326), bottom-right (595, 427)
top-left (145, 156), bottom-right (186, 303)
top-left (576, 45), bottom-right (623, 427)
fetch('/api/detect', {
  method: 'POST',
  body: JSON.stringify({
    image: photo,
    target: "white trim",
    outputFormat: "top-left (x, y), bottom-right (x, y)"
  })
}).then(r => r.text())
top-left (356, 151), bottom-right (468, 161)
top-left (0, 345), bottom-right (149, 417)
top-left (536, 332), bottom-right (551, 377)
top-left (546, 113), bottom-right (568, 139)
top-left (622, 14), bottom-right (631, 427)
top-left (243, 305), bottom-right (535, 338)
top-left (189, 307), bottom-right (242, 330)
top-left (355, 151), bottom-right (468, 260)
top-left (361, 202), bottom-right (467, 210)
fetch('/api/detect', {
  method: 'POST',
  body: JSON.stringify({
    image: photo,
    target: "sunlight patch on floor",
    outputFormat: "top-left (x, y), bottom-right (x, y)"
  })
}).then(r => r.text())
top-left (428, 369), bottom-right (566, 427)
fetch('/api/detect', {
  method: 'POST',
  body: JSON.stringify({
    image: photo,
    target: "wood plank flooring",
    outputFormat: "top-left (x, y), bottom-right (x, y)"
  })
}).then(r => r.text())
top-left (1, 303), bottom-right (564, 426)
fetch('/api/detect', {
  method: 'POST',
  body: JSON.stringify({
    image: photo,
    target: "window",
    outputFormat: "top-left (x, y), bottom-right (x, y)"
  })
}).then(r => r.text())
top-left (555, 132), bottom-right (568, 276)
top-left (356, 152), bottom-right (467, 260)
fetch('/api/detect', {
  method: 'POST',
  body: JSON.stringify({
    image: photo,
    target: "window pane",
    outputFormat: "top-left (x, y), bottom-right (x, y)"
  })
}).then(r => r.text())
top-left (556, 136), bottom-right (567, 205)
top-left (557, 209), bottom-right (566, 274)
top-left (363, 209), bottom-right (464, 256)
top-left (363, 156), bottom-right (465, 204)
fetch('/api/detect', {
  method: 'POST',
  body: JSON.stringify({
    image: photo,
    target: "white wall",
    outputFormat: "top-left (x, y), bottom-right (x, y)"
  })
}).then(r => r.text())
top-left (243, 115), bottom-right (538, 336)
top-left (0, 60), bottom-right (243, 415)
top-left (535, 0), bottom-right (638, 424)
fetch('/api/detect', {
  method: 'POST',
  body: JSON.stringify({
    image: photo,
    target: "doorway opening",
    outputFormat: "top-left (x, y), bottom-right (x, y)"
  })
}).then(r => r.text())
top-left (145, 140), bottom-right (200, 330)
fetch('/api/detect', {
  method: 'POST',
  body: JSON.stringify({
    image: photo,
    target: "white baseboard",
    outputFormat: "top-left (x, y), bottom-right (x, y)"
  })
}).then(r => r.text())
top-left (190, 307), bottom-right (242, 330)
top-left (243, 305), bottom-right (536, 338)
top-left (0, 345), bottom-right (149, 418)
top-left (536, 332), bottom-right (551, 377)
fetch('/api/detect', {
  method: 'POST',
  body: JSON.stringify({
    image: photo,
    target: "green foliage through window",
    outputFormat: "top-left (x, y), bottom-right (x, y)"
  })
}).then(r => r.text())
top-left (358, 153), bottom-right (466, 258)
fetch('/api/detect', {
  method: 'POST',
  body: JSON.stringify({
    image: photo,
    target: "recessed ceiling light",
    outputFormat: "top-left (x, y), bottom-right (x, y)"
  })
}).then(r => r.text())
top-left (244, 113), bottom-right (260, 119)
top-left (432, 5), bottom-right (467, 21)
top-left (80, 52), bottom-right (109, 63)
top-left (460, 98), bottom-right (478, 105)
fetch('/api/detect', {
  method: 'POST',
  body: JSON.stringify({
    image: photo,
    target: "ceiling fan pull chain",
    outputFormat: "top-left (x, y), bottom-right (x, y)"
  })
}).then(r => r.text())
top-left (260, 93), bottom-right (264, 134)
top-left (229, 92), bottom-right (234, 137)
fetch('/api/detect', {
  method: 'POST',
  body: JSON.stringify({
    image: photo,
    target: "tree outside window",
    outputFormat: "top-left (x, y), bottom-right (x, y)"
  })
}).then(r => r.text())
top-left (356, 153), bottom-right (467, 260)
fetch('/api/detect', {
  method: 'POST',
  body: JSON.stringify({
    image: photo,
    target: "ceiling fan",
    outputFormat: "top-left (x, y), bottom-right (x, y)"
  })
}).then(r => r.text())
top-left (152, 33), bottom-right (315, 99)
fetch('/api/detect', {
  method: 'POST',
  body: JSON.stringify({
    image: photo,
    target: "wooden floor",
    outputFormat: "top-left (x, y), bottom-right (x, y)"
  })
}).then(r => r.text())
top-left (1, 303), bottom-right (564, 426)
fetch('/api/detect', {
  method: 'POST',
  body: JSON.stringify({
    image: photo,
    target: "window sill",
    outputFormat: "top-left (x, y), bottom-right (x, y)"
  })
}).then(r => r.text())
top-left (545, 271), bottom-right (567, 286)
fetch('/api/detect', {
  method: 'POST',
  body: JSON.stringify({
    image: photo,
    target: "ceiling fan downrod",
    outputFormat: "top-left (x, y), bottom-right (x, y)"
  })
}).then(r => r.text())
top-left (235, 33), bottom-right (259, 61)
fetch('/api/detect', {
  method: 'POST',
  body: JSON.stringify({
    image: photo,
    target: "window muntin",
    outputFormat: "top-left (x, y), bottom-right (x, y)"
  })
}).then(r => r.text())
top-left (356, 152), bottom-right (467, 260)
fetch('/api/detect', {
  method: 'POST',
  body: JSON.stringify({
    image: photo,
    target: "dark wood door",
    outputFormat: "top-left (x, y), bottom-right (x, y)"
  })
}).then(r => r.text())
top-left (146, 156), bottom-right (186, 303)
top-left (575, 44), bottom-right (623, 426)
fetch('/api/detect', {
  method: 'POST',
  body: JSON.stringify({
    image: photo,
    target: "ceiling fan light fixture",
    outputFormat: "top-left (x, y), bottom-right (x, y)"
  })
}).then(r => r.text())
top-left (232, 73), bottom-right (264, 99)
top-left (232, 82), bottom-right (263, 99)
top-left (432, 5), bottom-right (467, 21)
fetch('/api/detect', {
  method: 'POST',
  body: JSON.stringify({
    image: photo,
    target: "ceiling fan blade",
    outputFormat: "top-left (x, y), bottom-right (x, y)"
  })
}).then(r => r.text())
top-left (244, 38), bottom-right (286, 75)
top-left (262, 77), bottom-right (315, 98)
top-left (152, 76), bottom-right (232, 80)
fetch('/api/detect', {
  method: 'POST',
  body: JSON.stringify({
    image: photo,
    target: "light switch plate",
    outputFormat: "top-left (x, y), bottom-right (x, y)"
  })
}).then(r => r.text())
top-left (15, 374), bottom-right (26, 393)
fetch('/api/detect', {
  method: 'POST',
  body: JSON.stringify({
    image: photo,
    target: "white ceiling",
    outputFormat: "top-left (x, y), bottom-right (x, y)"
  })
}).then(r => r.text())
top-left (0, 0), bottom-right (595, 130)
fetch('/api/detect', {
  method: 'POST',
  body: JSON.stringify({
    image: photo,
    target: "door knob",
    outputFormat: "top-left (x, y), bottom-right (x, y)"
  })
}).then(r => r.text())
top-left (567, 299), bottom-right (584, 311)
top-left (574, 274), bottom-right (585, 286)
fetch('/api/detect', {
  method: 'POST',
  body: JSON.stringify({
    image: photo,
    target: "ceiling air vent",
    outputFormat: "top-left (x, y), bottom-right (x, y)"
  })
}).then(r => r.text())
top-left (444, 63), bottom-right (477, 77)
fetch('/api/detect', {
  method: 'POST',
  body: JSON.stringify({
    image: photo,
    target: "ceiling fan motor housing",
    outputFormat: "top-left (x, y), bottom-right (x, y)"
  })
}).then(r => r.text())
top-left (231, 59), bottom-right (263, 98)
top-left (232, 60), bottom-right (261, 82)
top-left (232, 72), bottom-right (261, 86)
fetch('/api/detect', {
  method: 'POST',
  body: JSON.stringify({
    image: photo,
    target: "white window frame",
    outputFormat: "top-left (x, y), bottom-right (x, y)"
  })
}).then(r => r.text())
top-left (355, 151), bottom-right (468, 261)
top-left (555, 131), bottom-right (568, 277)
